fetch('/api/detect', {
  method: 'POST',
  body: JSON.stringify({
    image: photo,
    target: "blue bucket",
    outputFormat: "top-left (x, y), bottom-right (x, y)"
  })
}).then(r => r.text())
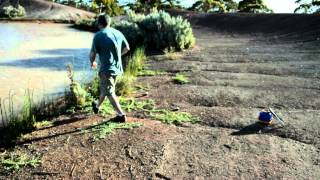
top-left (259, 112), bottom-right (273, 123)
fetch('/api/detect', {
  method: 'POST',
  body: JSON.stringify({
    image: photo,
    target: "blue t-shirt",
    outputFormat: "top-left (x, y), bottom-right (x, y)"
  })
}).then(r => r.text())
top-left (91, 27), bottom-right (129, 75)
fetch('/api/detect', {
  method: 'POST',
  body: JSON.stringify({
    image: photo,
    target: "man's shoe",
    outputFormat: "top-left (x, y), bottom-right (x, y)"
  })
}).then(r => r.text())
top-left (111, 115), bottom-right (127, 123)
top-left (92, 102), bottom-right (99, 114)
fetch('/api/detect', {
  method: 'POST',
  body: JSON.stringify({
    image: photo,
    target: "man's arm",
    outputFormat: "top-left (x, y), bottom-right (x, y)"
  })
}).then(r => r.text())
top-left (90, 35), bottom-right (98, 69)
top-left (121, 34), bottom-right (130, 56)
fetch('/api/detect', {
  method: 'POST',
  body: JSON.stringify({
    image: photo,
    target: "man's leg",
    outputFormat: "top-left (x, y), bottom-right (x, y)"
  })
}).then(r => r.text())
top-left (107, 94), bottom-right (125, 116)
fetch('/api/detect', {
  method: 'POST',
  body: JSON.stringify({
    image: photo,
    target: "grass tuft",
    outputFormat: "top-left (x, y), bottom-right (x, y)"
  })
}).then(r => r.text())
top-left (34, 121), bottom-right (53, 129)
top-left (172, 74), bottom-right (189, 84)
top-left (164, 48), bottom-right (182, 60)
top-left (0, 152), bottom-right (41, 171)
top-left (150, 110), bottom-right (199, 124)
top-left (93, 122), bottom-right (143, 139)
top-left (137, 69), bottom-right (167, 76)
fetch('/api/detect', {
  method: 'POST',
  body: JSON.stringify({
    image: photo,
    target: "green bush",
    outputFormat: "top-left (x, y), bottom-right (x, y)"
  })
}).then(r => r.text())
top-left (127, 10), bottom-right (196, 50)
top-left (113, 21), bottom-right (144, 50)
top-left (0, 5), bottom-right (26, 18)
top-left (74, 11), bottom-right (196, 51)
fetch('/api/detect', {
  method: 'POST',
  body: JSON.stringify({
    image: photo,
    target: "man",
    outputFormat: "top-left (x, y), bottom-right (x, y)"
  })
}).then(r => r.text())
top-left (90, 14), bottom-right (130, 122)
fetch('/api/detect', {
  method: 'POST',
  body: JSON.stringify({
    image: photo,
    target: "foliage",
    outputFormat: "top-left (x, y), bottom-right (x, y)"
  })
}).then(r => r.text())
top-left (172, 74), bottom-right (189, 84)
top-left (74, 11), bottom-right (195, 51)
top-left (127, 0), bottom-right (182, 13)
top-left (137, 69), bottom-right (167, 76)
top-left (34, 121), bottom-right (54, 129)
top-left (93, 122), bottom-right (143, 139)
top-left (116, 47), bottom-right (146, 96)
top-left (92, 0), bottom-right (124, 16)
top-left (294, 0), bottom-right (320, 13)
top-left (189, 0), bottom-right (227, 12)
top-left (127, 47), bottom-right (147, 75)
top-left (113, 21), bottom-right (144, 49)
top-left (150, 110), bottom-right (199, 124)
top-left (139, 10), bottom-right (195, 50)
top-left (0, 152), bottom-right (40, 171)
top-left (66, 64), bottom-right (89, 108)
top-left (238, 0), bottom-right (273, 13)
top-left (164, 47), bottom-right (182, 60)
top-left (0, 5), bottom-right (26, 18)
top-left (120, 98), bottom-right (155, 112)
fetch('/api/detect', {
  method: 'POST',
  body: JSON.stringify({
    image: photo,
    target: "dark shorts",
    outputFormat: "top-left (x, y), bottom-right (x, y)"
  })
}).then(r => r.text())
top-left (99, 72), bottom-right (117, 96)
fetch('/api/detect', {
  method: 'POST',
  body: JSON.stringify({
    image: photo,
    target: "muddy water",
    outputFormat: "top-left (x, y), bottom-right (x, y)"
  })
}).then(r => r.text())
top-left (0, 22), bottom-right (94, 125)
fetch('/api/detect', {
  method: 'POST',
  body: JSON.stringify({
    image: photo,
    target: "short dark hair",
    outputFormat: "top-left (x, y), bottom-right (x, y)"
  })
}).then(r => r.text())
top-left (97, 14), bottom-right (111, 27)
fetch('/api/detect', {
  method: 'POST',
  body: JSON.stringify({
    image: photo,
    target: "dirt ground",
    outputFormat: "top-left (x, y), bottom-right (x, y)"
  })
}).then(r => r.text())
top-left (1, 13), bottom-right (320, 179)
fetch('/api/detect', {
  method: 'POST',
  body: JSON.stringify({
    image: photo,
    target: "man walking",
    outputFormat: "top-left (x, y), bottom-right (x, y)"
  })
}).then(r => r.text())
top-left (90, 14), bottom-right (130, 122)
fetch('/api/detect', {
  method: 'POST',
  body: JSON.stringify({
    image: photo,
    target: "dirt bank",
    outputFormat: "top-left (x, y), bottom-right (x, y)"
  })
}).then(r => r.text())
top-left (0, 0), bottom-right (95, 22)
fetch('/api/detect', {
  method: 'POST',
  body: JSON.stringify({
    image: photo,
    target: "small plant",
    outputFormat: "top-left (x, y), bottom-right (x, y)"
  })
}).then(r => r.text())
top-left (137, 69), bottom-right (167, 76)
top-left (66, 64), bottom-right (89, 108)
top-left (34, 121), bottom-right (53, 129)
top-left (172, 74), bottom-right (189, 84)
top-left (126, 47), bottom-right (147, 76)
top-left (0, 5), bottom-right (26, 18)
top-left (164, 48), bottom-right (182, 60)
top-left (150, 110), bottom-right (199, 124)
top-left (93, 122), bottom-right (143, 139)
top-left (116, 47), bottom-right (146, 96)
top-left (0, 152), bottom-right (41, 171)
top-left (120, 98), bottom-right (155, 112)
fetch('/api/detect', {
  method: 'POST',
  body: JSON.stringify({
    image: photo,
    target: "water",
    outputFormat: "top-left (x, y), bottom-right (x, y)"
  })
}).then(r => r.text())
top-left (0, 22), bottom-right (94, 125)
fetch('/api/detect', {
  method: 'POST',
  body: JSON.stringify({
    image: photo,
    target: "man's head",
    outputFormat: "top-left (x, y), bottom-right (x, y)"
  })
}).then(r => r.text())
top-left (97, 14), bottom-right (111, 30)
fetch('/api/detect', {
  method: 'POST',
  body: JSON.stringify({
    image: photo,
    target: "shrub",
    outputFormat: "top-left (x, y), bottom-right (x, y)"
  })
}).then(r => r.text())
top-left (133, 10), bottom-right (196, 50)
top-left (0, 5), bottom-right (26, 18)
top-left (66, 64), bottom-right (89, 108)
top-left (113, 21), bottom-right (144, 50)
top-left (74, 11), bottom-right (196, 51)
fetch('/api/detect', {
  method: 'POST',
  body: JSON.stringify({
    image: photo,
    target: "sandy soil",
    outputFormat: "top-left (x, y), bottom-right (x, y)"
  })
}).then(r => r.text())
top-left (0, 0), bottom-right (95, 21)
top-left (1, 13), bottom-right (320, 179)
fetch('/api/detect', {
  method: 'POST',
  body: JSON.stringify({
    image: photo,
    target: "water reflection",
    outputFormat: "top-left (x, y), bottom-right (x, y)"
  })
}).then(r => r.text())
top-left (0, 22), bottom-right (94, 125)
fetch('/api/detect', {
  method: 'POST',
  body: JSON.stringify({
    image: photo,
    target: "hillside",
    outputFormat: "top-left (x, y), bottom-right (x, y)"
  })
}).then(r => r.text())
top-left (0, 0), bottom-right (95, 21)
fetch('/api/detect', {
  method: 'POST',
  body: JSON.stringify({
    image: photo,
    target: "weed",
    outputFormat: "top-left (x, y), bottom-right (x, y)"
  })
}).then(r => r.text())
top-left (127, 47), bottom-right (146, 76)
top-left (116, 47), bottom-right (146, 96)
top-left (99, 101), bottom-right (114, 116)
top-left (34, 121), bottom-right (53, 129)
top-left (0, 152), bottom-right (41, 171)
top-left (173, 74), bottom-right (189, 84)
top-left (93, 122), bottom-right (143, 139)
top-left (164, 48), bottom-right (182, 60)
top-left (137, 69), bottom-right (167, 76)
top-left (120, 98), bottom-right (155, 112)
top-left (150, 110), bottom-right (199, 124)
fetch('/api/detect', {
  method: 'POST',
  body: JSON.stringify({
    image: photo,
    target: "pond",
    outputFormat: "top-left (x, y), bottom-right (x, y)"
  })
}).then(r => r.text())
top-left (0, 22), bottom-right (94, 125)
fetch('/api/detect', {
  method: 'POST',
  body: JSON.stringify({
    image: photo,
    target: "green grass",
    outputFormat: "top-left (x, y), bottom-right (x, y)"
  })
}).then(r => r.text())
top-left (164, 48), bottom-right (182, 60)
top-left (93, 122), bottom-right (143, 139)
top-left (0, 152), bottom-right (41, 171)
top-left (150, 110), bottom-right (199, 124)
top-left (120, 98), bottom-right (155, 112)
top-left (137, 69), bottom-right (167, 76)
top-left (116, 47), bottom-right (146, 96)
top-left (172, 74), bottom-right (189, 84)
top-left (34, 121), bottom-right (53, 129)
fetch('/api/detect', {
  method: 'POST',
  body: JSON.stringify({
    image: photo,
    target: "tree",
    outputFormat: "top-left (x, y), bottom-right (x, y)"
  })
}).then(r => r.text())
top-left (238, 0), bottom-right (273, 13)
top-left (92, 0), bottom-right (124, 16)
top-left (127, 0), bottom-right (181, 13)
top-left (294, 0), bottom-right (320, 13)
top-left (189, 0), bottom-right (238, 13)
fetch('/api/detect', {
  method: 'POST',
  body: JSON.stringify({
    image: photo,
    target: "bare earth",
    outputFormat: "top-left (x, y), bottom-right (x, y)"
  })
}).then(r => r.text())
top-left (1, 13), bottom-right (320, 179)
top-left (0, 0), bottom-right (95, 21)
